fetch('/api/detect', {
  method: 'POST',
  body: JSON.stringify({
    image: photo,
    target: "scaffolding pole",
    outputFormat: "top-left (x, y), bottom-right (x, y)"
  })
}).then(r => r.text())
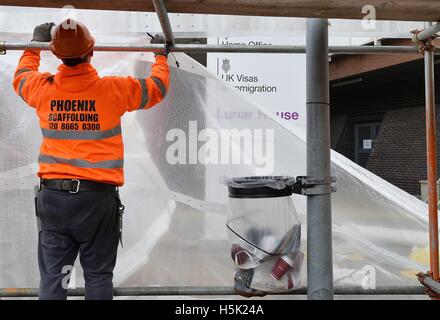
top-left (1, 42), bottom-right (439, 54)
top-left (0, 286), bottom-right (426, 298)
top-left (414, 21), bottom-right (440, 42)
top-left (306, 18), bottom-right (333, 300)
top-left (152, 0), bottom-right (175, 46)
top-left (424, 22), bottom-right (440, 282)
top-left (0, 21), bottom-right (438, 300)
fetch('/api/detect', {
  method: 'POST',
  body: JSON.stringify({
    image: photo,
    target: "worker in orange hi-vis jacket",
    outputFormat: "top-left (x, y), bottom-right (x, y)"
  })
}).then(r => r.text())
top-left (12, 19), bottom-right (170, 300)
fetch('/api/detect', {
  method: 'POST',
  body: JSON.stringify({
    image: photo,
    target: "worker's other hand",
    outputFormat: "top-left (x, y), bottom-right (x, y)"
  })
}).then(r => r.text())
top-left (150, 34), bottom-right (165, 44)
top-left (150, 34), bottom-right (168, 57)
top-left (32, 22), bottom-right (56, 42)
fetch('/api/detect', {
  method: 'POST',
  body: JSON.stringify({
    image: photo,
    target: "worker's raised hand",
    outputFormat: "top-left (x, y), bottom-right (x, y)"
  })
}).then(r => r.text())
top-left (32, 22), bottom-right (56, 42)
top-left (149, 34), bottom-right (169, 57)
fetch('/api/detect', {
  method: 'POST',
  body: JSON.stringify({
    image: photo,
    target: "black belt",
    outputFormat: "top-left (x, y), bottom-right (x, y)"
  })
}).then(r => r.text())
top-left (40, 179), bottom-right (117, 193)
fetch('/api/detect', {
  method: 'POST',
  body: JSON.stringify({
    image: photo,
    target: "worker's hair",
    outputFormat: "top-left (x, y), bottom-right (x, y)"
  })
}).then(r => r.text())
top-left (62, 55), bottom-right (89, 67)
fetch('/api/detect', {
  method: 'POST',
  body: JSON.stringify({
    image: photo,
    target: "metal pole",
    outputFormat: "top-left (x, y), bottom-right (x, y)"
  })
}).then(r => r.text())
top-left (424, 22), bottom-right (440, 282)
top-left (1, 42), bottom-right (439, 54)
top-left (419, 273), bottom-right (440, 294)
top-left (152, 0), bottom-right (175, 46)
top-left (415, 21), bottom-right (440, 42)
top-left (0, 286), bottom-right (426, 298)
top-left (306, 18), bottom-right (333, 300)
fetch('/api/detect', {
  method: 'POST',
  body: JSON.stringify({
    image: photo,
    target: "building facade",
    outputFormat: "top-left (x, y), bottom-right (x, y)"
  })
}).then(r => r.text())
top-left (330, 39), bottom-right (440, 196)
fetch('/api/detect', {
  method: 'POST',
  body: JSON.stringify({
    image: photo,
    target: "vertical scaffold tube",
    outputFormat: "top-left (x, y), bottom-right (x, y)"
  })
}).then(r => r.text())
top-left (306, 18), bottom-right (334, 300)
top-left (152, 0), bottom-right (175, 46)
top-left (424, 24), bottom-right (440, 282)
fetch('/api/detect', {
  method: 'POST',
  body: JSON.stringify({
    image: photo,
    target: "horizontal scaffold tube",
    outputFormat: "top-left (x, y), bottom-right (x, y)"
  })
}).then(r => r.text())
top-left (419, 274), bottom-right (440, 294)
top-left (415, 22), bottom-right (440, 42)
top-left (0, 286), bottom-right (426, 297)
top-left (1, 42), bottom-right (438, 54)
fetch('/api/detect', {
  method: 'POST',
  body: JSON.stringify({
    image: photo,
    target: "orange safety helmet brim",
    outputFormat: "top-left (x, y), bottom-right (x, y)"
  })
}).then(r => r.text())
top-left (50, 19), bottom-right (95, 59)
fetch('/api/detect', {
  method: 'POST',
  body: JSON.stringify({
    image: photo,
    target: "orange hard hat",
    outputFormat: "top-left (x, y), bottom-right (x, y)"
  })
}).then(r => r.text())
top-left (50, 19), bottom-right (95, 59)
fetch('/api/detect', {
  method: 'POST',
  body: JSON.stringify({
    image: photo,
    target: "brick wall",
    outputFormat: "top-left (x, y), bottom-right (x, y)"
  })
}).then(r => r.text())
top-left (334, 118), bottom-right (356, 162)
top-left (366, 106), bottom-right (433, 195)
top-left (333, 114), bottom-right (384, 162)
top-left (330, 60), bottom-right (440, 196)
top-left (332, 105), bottom-right (434, 195)
top-left (330, 115), bottom-right (348, 150)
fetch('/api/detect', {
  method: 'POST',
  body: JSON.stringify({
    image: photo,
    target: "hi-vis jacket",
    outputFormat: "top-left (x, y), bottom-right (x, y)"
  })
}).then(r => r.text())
top-left (13, 49), bottom-right (170, 186)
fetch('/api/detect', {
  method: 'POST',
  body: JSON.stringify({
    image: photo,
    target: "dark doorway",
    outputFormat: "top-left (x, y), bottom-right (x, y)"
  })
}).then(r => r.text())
top-left (354, 122), bottom-right (381, 167)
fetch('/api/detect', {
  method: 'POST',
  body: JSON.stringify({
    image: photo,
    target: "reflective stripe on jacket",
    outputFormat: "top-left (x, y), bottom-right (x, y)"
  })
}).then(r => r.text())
top-left (12, 49), bottom-right (170, 186)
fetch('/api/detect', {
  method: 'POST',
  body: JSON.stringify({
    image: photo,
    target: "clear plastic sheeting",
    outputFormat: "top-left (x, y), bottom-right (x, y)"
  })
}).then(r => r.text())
top-left (0, 40), bottom-right (430, 291)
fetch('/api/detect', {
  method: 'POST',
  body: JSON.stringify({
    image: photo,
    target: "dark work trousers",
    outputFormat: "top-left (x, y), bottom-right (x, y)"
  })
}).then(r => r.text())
top-left (36, 188), bottom-right (120, 300)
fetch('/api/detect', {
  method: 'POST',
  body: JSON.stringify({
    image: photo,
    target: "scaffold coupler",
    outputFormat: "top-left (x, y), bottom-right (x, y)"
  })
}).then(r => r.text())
top-left (288, 176), bottom-right (337, 196)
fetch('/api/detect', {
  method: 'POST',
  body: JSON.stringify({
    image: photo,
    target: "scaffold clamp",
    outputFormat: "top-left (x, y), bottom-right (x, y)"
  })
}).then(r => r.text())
top-left (410, 29), bottom-right (437, 54)
top-left (417, 272), bottom-right (440, 300)
top-left (0, 41), bottom-right (6, 55)
top-left (288, 176), bottom-right (337, 196)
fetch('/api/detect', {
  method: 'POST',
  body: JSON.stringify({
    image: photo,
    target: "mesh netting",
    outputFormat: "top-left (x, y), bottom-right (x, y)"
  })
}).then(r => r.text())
top-left (0, 41), bottom-right (430, 290)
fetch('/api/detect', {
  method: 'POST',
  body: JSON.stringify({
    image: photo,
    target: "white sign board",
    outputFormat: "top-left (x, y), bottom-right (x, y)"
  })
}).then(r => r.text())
top-left (363, 139), bottom-right (373, 149)
top-left (207, 37), bottom-right (306, 132)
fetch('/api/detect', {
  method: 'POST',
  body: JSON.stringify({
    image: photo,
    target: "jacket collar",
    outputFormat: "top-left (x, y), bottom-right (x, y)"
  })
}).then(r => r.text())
top-left (57, 63), bottom-right (98, 77)
top-left (55, 63), bottom-right (99, 92)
